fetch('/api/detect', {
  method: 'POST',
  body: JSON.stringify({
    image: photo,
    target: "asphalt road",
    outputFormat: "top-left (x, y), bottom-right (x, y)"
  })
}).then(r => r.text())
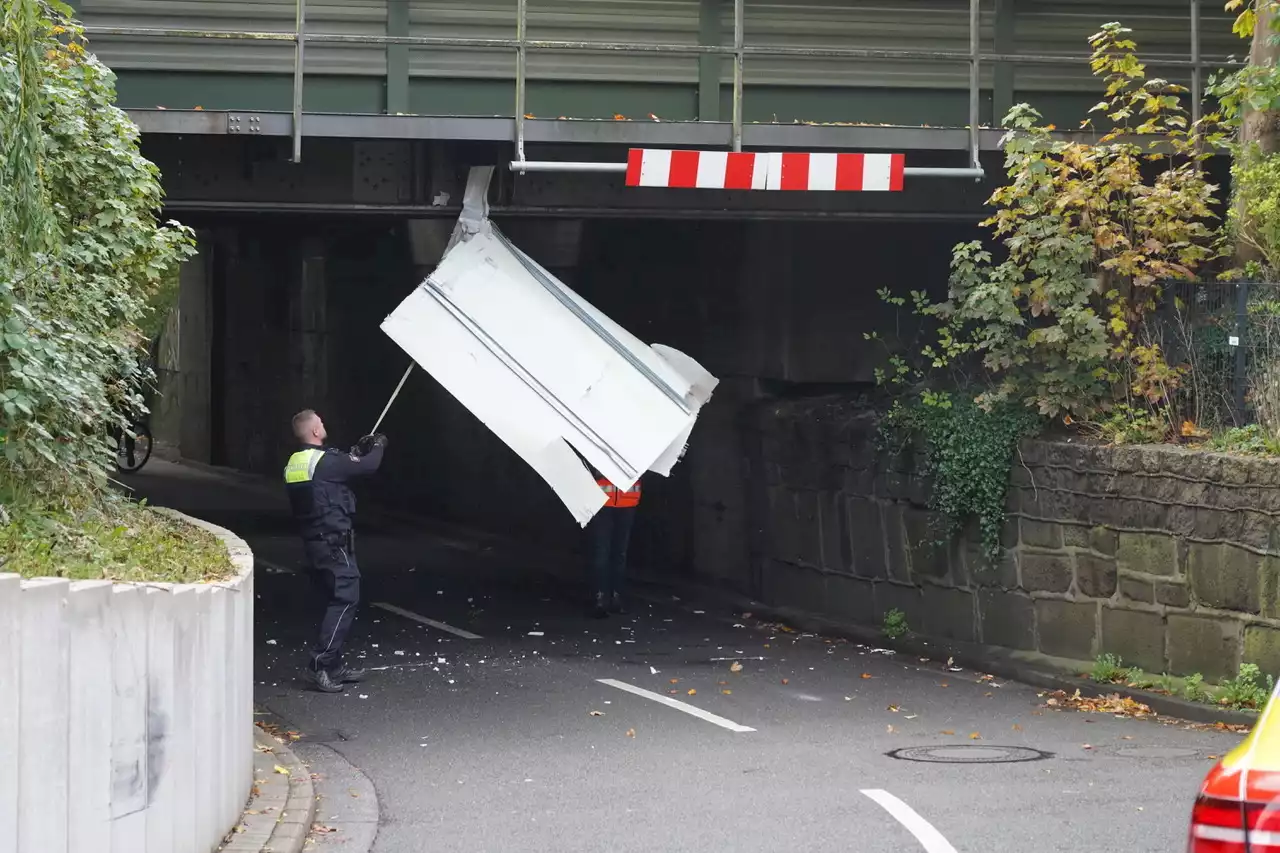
top-left (129, 461), bottom-right (1245, 853)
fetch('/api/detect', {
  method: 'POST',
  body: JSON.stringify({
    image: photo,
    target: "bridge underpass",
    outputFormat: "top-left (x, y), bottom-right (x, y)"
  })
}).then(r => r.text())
top-left (146, 131), bottom-right (996, 588)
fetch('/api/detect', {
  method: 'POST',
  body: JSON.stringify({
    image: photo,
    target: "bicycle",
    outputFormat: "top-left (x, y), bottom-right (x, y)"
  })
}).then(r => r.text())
top-left (114, 419), bottom-right (153, 473)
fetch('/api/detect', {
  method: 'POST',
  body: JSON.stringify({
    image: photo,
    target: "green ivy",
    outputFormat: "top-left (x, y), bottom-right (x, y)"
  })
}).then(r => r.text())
top-left (885, 394), bottom-right (1042, 559)
top-left (0, 0), bottom-right (195, 492)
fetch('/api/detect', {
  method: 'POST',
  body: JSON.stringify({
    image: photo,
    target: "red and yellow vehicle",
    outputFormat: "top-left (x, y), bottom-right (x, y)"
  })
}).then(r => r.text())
top-left (1189, 683), bottom-right (1280, 851)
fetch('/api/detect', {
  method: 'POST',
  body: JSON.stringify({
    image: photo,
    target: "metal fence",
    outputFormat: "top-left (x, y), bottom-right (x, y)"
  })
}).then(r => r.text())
top-left (81, 0), bottom-right (1232, 174)
top-left (1149, 280), bottom-right (1280, 430)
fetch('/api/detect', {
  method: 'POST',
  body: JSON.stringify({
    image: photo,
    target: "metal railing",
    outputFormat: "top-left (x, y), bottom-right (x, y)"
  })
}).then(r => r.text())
top-left (83, 0), bottom-right (1228, 180)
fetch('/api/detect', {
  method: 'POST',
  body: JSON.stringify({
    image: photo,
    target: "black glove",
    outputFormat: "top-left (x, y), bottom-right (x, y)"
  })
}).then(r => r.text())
top-left (352, 434), bottom-right (388, 457)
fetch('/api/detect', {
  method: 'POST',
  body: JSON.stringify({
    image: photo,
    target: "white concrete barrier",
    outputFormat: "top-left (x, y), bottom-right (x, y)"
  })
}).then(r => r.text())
top-left (0, 510), bottom-right (254, 853)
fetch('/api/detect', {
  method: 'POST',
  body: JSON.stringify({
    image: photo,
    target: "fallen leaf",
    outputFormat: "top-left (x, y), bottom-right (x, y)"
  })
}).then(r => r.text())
top-left (722, 689), bottom-right (732, 695)
top-left (1121, 736), bottom-right (1134, 740)
top-left (888, 705), bottom-right (900, 713)
top-left (941, 730), bottom-right (955, 736)
top-left (886, 724), bottom-right (896, 733)
top-left (688, 689), bottom-right (697, 696)
top-left (861, 673), bottom-right (873, 680)
top-left (1082, 744), bottom-right (1094, 750)
top-left (523, 113), bottom-right (535, 119)
top-left (1039, 690), bottom-right (1153, 719)
top-left (589, 710), bottom-right (605, 717)
top-left (969, 732), bottom-right (982, 740)
top-left (718, 681), bottom-right (729, 686)
top-left (668, 690), bottom-right (679, 695)
top-left (313, 825), bottom-right (338, 834)
top-left (1012, 724), bottom-right (1023, 732)
top-left (940, 683), bottom-right (949, 688)
top-left (985, 692), bottom-right (994, 697)
top-left (730, 662), bottom-right (744, 673)
top-left (349, 789), bottom-right (360, 798)
top-left (626, 728), bottom-right (636, 738)
top-left (670, 679), bottom-right (680, 684)
top-left (273, 765), bottom-right (290, 776)
top-left (781, 678), bottom-right (789, 685)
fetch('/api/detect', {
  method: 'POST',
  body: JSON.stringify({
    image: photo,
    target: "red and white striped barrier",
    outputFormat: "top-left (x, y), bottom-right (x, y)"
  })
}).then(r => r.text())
top-left (625, 149), bottom-right (905, 192)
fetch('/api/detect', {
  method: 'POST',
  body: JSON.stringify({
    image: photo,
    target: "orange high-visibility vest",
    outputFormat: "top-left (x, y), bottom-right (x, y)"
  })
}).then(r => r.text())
top-left (597, 477), bottom-right (641, 508)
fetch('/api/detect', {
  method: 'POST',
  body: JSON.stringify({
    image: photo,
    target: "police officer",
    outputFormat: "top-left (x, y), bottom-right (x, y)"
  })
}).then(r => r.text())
top-left (283, 409), bottom-right (387, 693)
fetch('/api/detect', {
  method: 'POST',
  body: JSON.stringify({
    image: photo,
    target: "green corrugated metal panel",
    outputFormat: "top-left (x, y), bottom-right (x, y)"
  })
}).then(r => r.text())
top-left (1015, 0), bottom-right (1238, 90)
top-left (80, 0), bottom-right (388, 75)
top-left (80, 0), bottom-right (1233, 91)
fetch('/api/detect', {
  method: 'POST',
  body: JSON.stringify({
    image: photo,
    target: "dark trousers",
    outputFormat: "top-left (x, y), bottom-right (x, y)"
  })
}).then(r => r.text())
top-left (302, 532), bottom-right (361, 671)
top-left (587, 506), bottom-right (637, 597)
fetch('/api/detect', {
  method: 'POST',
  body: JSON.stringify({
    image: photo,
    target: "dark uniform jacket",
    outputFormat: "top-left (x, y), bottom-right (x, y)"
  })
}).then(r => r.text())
top-left (283, 444), bottom-right (385, 541)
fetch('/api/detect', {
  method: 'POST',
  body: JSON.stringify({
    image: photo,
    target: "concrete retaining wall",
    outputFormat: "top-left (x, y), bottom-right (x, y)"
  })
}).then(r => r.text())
top-left (0, 512), bottom-right (254, 853)
top-left (747, 397), bottom-right (1280, 680)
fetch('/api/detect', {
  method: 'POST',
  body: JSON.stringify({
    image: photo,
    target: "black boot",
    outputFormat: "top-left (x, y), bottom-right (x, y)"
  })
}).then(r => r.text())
top-left (306, 666), bottom-right (345, 694)
top-left (589, 591), bottom-right (610, 619)
top-left (331, 664), bottom-right (366, 683)
top-left (609, 592), bottom-right (628, 615)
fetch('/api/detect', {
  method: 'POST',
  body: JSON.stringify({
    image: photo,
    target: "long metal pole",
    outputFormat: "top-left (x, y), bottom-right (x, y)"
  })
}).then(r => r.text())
top-left (1191, 0), bottom-right (1202, 126)
top-left (515, 0), bottom-right (528, 163)
top-left (731, 0), bottom-right (744, 153)
top-left (291, 0), bottom-right (306, 163)
top-left (968, 0), bottom-right (980, 174)
top-left (507, 160), bottom-right (985, 179)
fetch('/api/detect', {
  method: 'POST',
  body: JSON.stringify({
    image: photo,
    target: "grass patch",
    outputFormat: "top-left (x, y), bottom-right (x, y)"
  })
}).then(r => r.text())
top-left (1090, 653), bottom-right (1132, 684)
top-left (0, 488), bottom-right (233, 583)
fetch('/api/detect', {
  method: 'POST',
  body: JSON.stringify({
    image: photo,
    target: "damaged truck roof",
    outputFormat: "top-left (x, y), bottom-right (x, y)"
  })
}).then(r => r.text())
top-left (381, 166), bottom-right (719, 527)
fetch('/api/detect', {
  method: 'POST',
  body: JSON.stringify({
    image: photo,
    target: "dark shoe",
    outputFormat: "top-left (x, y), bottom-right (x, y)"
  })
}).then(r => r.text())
top-left (589, 592), bottom-right (610, 619)
top-left (306, 667), bottom-right (345, 694)
top-left (331, 665), bottom-right (366, 683)
top-left (609, 592), bottom-right (629, 615)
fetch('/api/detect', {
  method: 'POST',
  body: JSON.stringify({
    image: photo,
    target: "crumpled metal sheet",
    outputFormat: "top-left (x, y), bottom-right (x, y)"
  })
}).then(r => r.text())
top-left (381, 167), bottom-right (718, 526)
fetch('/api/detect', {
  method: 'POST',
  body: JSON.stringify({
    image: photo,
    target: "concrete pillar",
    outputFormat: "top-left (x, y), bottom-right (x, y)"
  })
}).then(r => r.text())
top-left (293, 238), bottom-right (330, 416)
top-left (177, 234), bottom-right (214, 464)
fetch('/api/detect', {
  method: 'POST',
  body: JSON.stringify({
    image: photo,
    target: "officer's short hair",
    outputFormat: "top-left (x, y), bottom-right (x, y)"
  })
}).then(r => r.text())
top-left (292, 409), bottom-right (319, 441)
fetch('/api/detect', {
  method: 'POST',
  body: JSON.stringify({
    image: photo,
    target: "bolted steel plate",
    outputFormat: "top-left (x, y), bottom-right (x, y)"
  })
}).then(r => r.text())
top-left (887, 745), bottom-right (1052, 764)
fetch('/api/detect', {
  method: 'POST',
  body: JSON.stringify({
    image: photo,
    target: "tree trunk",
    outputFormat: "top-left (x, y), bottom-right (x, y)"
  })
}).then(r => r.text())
top-left (1237, 2), bottom-right (1280, 269)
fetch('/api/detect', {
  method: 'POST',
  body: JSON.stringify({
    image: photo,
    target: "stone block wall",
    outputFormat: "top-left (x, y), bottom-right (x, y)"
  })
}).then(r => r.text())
top-left (746, 397), bottom-right (1280, 681)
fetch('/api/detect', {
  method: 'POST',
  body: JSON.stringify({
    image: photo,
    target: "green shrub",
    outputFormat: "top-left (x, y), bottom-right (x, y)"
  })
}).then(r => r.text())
top-left (1091, 653), bottom-right (1131, 684)
top-left (882, 608), bottom-right (908, 640)
top-left (1219, 663), bottom-right (1274, 711)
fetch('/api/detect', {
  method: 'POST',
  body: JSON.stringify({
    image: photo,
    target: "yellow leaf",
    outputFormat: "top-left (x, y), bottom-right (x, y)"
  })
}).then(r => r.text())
top-left (861, 673), bottom-right (873, 680)
top-left (273, 765), bottom-right (290, 776)
top-left (941, 730), bottom-right (955, 736)
top-left (1012, 724), bottom-right (1023, 731)
top-left (688, 689), bottom-right (697, 696)
top-left (887, 705), bottom-right (900, 713)
top-left (626, 728), bottom-right (636, 738)
top-left (969, 732), bottom-right (982, 740)
top-left (722, 689), bottom-right (732, 695)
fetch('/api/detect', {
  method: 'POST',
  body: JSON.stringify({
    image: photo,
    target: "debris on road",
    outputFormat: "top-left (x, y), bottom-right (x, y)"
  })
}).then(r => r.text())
top-left (1039, 689), bottom-right (1153, 718)
top-left (589, 710), bottom-right (605, 717)
top-left (730, 661), bottom-right (743, 673)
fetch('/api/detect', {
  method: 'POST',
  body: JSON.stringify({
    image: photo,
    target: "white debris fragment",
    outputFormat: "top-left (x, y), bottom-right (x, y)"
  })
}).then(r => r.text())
top-left (359, 694), bottom-right (369, 699)
top-left (650, 666), bottom-right (660, 675)
top-left (528, 631), bottom-right (545, 637)
top-left (266, 640), bottom-right (278, 645)
top-left (438, 657), bottom-right (447, 664)
top-left (394, 650), bottom-right (406, 656)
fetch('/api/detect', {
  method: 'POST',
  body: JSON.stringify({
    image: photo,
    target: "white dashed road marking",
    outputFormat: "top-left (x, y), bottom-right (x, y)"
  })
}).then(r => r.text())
top-left (256, 558), bottom-right (297, 575)
top-left (860, 789), bottom-right (958, 853)
top-left (597, 678), bottom-right (756, 733)
top-left (372, 602), bottom-right (482, 640)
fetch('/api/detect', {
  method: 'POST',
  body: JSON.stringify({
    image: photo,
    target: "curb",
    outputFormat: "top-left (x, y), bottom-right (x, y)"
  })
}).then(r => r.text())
top-left (219, 725), bottom-right (317, 853)
top-left (668, 584), bottom-right (1260, 728)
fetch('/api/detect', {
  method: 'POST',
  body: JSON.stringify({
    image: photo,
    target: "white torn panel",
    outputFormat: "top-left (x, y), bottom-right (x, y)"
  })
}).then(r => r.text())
top-left (381, 168), bottom-right (718, 526)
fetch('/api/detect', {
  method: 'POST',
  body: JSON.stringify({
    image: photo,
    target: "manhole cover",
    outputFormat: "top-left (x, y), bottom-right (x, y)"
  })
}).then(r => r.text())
top-left (1114, 746), bottom-right (1200, 759)
top-left (888, 745), bottom-right (1051, 764)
